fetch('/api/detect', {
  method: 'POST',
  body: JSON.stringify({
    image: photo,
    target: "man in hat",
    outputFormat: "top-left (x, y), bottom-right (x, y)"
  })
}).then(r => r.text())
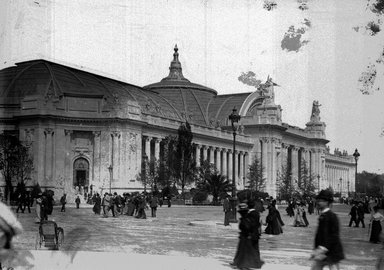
top-left (0, 201), bottom-right (23, 268)
top-left (223, 195), bottom-right (231, 226)
top-left (311, 189), bottom-right (345, 270)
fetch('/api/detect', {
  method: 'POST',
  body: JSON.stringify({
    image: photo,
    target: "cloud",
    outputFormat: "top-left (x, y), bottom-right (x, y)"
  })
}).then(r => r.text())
top-left (238, 71), bottom-right (262, 88)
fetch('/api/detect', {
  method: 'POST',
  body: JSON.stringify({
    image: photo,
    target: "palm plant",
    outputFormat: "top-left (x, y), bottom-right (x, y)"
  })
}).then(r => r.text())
top-left (197, 173), bottom-right (232, 205)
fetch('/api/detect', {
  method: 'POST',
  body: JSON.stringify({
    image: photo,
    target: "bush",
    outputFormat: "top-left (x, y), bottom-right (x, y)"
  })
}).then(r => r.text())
top-left (237, 189), bottom-right (269, 202)
top-left (193, 191), bottom-right (208, 203)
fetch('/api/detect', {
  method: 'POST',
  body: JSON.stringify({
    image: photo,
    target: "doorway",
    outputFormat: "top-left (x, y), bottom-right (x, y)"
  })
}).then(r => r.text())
top-left (73, 158), bottom-right (89, 192)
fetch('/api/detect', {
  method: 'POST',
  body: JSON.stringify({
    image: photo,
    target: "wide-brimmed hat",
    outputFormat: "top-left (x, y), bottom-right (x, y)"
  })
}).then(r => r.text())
top-left (316, 189), bottom-right (334, 202)
top-left (238, 203), bottom-right (249, 211)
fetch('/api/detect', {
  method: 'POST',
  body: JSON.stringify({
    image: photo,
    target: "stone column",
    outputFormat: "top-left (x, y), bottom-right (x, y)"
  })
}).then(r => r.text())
top-left (291, 146), bottom-right (299, 185)
top-left (303, 149), bottom-right (309, 169)
top-left (111, 131), bottom-right (121, 180)
top-left (270, 139), bottom-right (277, 197)
top-left (202, 146), bottom-right (208, 162)
top-left (222, 149), bottom-right (228, 177)
top-left (44, 128), bottom-right (54, 183)
top-left (216, 148), bottom-right (221, 173)
top-left (239, 151), bottom-right (244, 187)
top-left (281, 143), bottom-right (289, 169)
top-left (228, 150), bottom-right (233, 181)
top-left (209, 147), bottom-right (215, 164)
top-left (261, 138), bottom-right (268, 185)
top-left (154, 138), bottom-right (161, 161)
top-left (195, 144), bottom-right (201, 167)
top-left (144, 136), bottom-right (151, 159)
top-left (244, 152), bottom-right (249, 186)
top-left (93, 131), bottom-right (101, 185)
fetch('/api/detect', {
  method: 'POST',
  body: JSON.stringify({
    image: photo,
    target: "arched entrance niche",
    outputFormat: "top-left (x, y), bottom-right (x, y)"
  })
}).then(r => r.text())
top-left (73, 157), bottom-right (89, 192)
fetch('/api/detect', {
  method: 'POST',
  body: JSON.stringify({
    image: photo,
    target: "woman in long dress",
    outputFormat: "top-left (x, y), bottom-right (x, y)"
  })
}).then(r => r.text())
top-left (370, 205), bottom-right (384, 243)
top-left (35, 193), bottom-right (42, 223)
top-left (265, 203), bottom-right (284, 235)
top-left (93, 193), bottom-right (101, 214)
top-left (231, 201), bottom-right (264, 270)
top-left (293, 205), bottom-right (306, 227)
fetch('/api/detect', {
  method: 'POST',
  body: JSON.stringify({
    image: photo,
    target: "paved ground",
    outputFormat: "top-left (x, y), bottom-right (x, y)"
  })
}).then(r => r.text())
top-left (3, 203), bottom-right (383, 269)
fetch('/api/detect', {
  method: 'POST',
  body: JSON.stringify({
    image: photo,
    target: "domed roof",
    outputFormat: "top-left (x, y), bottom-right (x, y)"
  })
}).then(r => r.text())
top-left (0, 59), bottom-right (183, 120)
top-left (144, 45), bottom-right (219, 126)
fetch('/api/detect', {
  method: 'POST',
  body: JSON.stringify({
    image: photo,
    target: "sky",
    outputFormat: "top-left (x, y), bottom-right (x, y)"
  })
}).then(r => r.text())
top-left (1, 0), bottom-right (384, 173)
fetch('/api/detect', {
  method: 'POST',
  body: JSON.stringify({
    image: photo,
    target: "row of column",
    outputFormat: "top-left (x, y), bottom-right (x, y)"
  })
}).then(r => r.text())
top-left (325, 165), bottom-right (352, 195)
top-left (142, 136), bottom-right (250, 187)
top-left (280, 143), bottom-right (323, 181)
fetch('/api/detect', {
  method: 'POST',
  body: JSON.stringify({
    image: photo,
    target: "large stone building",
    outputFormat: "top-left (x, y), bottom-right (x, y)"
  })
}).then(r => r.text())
top-left (0, 46), bottom-right (355, 200)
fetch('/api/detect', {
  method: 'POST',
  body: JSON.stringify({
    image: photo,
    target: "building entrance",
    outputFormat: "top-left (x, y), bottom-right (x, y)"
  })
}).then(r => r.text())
top-left (73, 158), bottom-right (89, 193)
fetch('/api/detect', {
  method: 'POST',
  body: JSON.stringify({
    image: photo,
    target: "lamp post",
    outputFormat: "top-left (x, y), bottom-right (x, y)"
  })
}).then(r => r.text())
top-left (108, 165), bottom-right (113, 194)
top-left (229, 107), bottom-right (241, 223)
top-left (347, 180), bottom-right (350, 197)
top-left (317, 174), bottom-right (320, 192)
top-left (339, 177), bottom-right (342, 197)
top-left (352, 149), bottom-right (360, 194)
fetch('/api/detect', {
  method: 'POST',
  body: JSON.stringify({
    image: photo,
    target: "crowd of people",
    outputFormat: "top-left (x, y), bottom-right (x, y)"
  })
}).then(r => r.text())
top-left (3, 187), bottom-right (384, 269)
top-left (90, 192), bottom-right (164, 219)
top-left (228, 192), bottom-right (384, 270)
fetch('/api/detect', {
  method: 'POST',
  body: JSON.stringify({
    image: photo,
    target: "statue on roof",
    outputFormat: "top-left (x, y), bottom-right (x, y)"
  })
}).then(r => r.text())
top-left (310, 100), bottom-right (321, 122)
top-left (257, 75), bottom-right (278, 105)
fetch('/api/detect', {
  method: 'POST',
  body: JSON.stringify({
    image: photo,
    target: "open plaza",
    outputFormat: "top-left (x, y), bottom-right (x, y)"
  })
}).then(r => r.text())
top-left (2, 202), bottom-right (382, 270)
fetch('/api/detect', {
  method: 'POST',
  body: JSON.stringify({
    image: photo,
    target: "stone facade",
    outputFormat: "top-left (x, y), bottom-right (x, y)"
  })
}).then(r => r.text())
top-left (0, 47), bottom-right (355, 200)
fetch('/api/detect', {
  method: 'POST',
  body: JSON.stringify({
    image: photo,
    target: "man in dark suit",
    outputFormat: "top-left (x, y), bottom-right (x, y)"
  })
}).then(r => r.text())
top-left (311, 189), bottom-right (345, 270)
top-left (348, 202), bottom-right (358, 227)
top-left (223, 195), bottom-right (231, 226)
top-left (356, 202), bottom-right (365, 228)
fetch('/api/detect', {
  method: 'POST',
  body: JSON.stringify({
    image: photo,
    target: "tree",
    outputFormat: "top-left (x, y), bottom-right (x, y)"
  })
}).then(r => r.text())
top-left (247, 155), bottom-right (266, 192)
top-left (296, 159), bottom-right (316, 199)
top-left (197, 173), bottom-right (232, 205)
top-left (136, 157), bottom-right (160, 193)
top-left (194, 159), bottom-right (216, 185)
top-left (0, 134), bottom-right (33, 203)
top-left (277, 164), bottom-right (295, 201)
top-left (158, 135), bottom-right (178, 190)
top-left (174, 122), bottom-right (196, 199)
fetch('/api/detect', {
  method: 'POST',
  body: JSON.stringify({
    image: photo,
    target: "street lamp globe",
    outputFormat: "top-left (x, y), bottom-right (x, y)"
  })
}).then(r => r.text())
top-left (352, 149), bottom-right (360, 194)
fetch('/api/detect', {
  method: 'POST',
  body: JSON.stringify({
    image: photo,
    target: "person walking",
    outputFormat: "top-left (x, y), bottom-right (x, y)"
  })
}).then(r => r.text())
top-left (60, 194), bottom-right (67, 212)
top-left (102, 193), bottom-right (110, 218)
top-left (223, 195), bottom-right (231, 226)
top-left (126, 195), bottom-right (135, 216)
top-left (310, 189), bottom-right (345, 270)
top-left (75, 196), bottom-right (81, 209)
top-left (264, 200), bottom-right (284, 235)
top-left (150, 195), bottom-right (159, 218)
top-left (15, 192), bottom-right (26, 213)
top-left (93, 193), bottom-right (101, 215)
top-left (230, 201), bottom-right (264, 270)
top-left (369, 205), bottom-right (384, 243)
top-left (348, 202), bottom-right (358, 227)
top-left (356, 202), bottom-right (366, 228)
top-left (308, 199), bottom-right (314, 215)
top-left (35, 193), bottom-right (43, 223)
top-left (301, 202), bottom-right (309, 227)
top-left (110, 193), bottom-right (116, 217)
top-left (135, 194), bottom-right (147, 219)
top-left (294, 204), bottom-right (306, 227)
top-left (167, 197), bottom-right (172, 207)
